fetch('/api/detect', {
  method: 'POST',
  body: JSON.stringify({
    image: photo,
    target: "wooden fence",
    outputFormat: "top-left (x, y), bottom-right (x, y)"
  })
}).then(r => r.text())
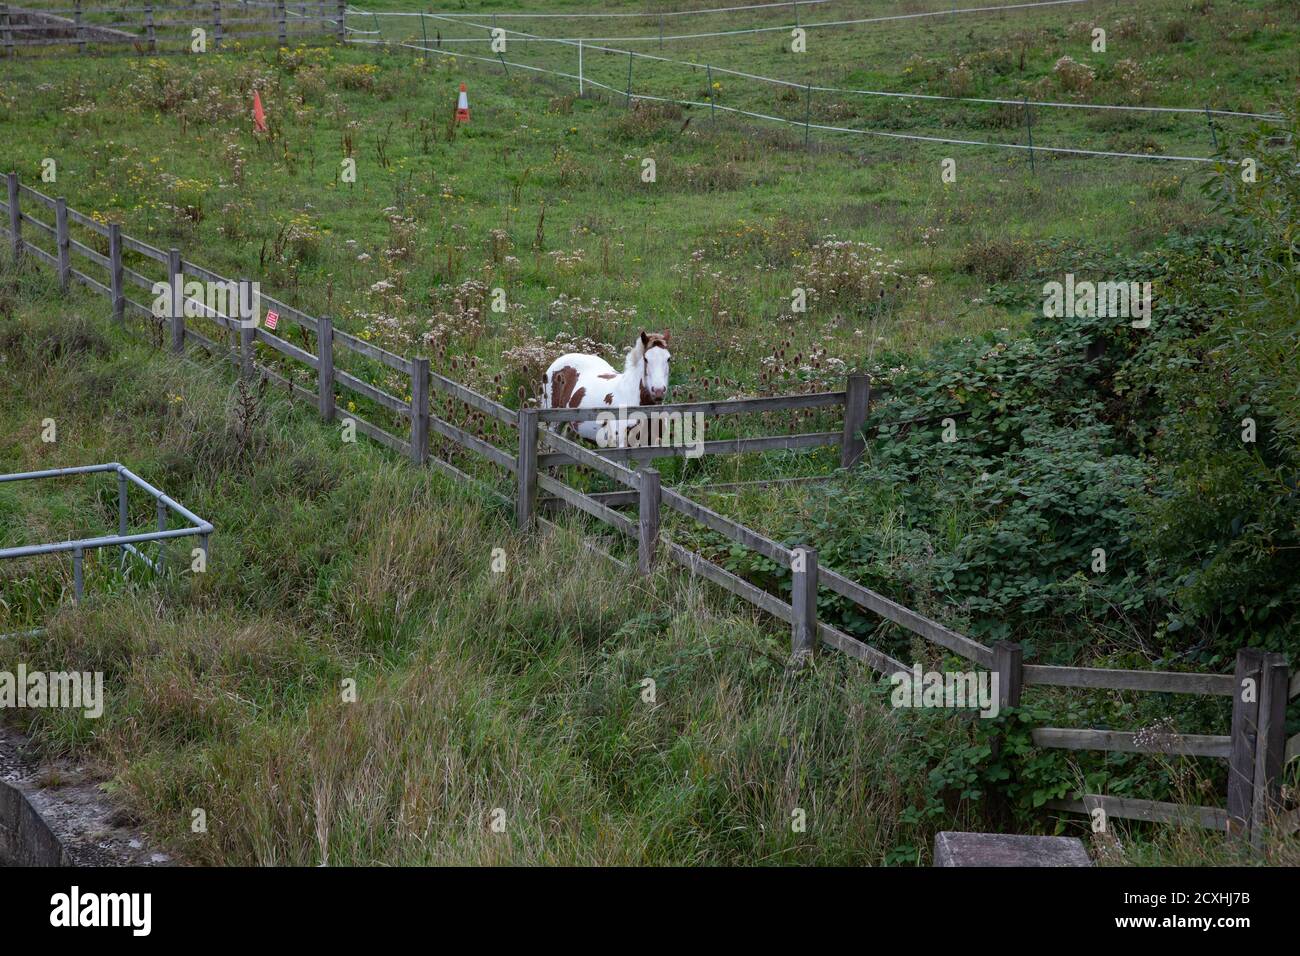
top-left (0, 0), bottom-right (343, 55)
top-left (2, 174), bottom-right (1295, 847)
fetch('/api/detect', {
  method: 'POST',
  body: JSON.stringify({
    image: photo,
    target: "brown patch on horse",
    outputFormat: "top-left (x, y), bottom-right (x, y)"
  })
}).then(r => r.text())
top-left (597, 373), bottom-right (617, 380)
top-left (549, 366), bottom-right (579, 409)
top-left (640, 382), bottom-right (664, 406)
top-left (568, 387), bottom-right (586, 408)
top-left (640, 332), bottom-right (670, 352)
top-left (603, 393), bottom-right (614, 405)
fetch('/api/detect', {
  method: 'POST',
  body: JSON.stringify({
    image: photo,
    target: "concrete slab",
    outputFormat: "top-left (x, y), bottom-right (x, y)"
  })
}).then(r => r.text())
top-left (934, 831), bottom-right (1092, 867)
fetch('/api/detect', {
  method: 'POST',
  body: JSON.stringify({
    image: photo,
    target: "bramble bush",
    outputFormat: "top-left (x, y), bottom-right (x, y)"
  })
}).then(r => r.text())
top-left (691, 108), bottom-right (1297, 826)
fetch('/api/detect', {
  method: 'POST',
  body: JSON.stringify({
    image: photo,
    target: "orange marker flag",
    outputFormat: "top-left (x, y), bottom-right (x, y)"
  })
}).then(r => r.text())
top-left (455, 83), bottom-right (470, 123)
top-left (253, 90), bottom-right (268, 133)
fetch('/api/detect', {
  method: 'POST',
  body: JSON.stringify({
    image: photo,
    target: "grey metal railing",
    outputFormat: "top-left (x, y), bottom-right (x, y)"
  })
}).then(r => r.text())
top-left (0, 463), bottom-right (213, 631)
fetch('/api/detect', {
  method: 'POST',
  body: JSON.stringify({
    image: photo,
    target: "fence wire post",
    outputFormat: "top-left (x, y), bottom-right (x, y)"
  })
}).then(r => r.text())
top-left (54, 197), bottom-right (70, 291)
top-left (278, 0), bottom-right (288, 46)
top-left (6, 172), bottom-right (20, 264)
top-left (410, 357), bottom-right (430, 465)
top-left (790, 545), bottom-right (818, 665)
top-left (1227, 647), bottom-right (1265, 839)
top-left (336, 0), bottom-right (345, 43)
top-left (625, 51), bottom-right (633, 107)
top-left (146, 2), bottom-right (156, 53)
top-left (74, 0), bottom-right (85, 55)
top-left (72, 547), bottom-right (84, 604)
top-left (804, 82), bottom-right (812, 149)
top-left (707, 64), bottom-right (715, 119)
top-left (213, 0), bottom-right (222, 52)
top-left (637, 467), bottom-right (660, 575)
top-left (1022, 95), bottom-right (1035, 174)
top-left (108, 223), bottom-right (124, 323)
top-left (317, 315), bottom-right (335, 421)
top-left (516, 408), bottom-right (539, 530)
top-left (839, 372), bottom-right (870, 468)
top-left (1250, 653), bottom-right (1289, 847)
top-left (1204, 105), bottom-right (1219, 152)
top-left (577, 39), bottom-right (583, 97)
top-left (419, 10), bottom-right (427, 50)
top-left (168, 248), bottom-right (184, 352)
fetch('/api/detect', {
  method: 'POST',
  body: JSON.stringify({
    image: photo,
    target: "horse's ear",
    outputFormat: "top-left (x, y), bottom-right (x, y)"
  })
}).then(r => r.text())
top-left (640, 330), bottom-right (650, 347)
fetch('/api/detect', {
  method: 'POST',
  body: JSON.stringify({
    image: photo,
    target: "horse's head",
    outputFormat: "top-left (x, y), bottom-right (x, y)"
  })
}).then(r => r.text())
top-left (638, 330), bottom-right (671, 403)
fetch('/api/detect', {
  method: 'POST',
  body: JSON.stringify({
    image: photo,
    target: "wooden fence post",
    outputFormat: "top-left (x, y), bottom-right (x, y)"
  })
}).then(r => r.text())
top-left (410, 357), bottom-right (430, 465)
top-left (516, 408), bottom-right (539, 529)
top-left (1227, 647), bottom-right (1265, 839)
top-left (840, 372), bottom-right (871, 469)
top-left (239, 300), bottom-right (254, 380)
top-left (1250, 653), bottom-right (1289, 846)
top-left (146, 3), bottom-right (156, 54)
top-left (168, 248), bottom-right (184, 352)
top-left (993, 641), bottom-right (1024, 711)
top-left (5, 172), bottom-right (20, 263)
top-left (335, 0), bottom-right (345, 42)
top-left (277, 0), bottom-right (287, 46)
top-left (213, 0), bottom-right (222, 51)
top-left (54, 197), bottom-right (70, 290)
top-left (74, 0), bottom-right (85, 55)
top-left (637, 466), bottom-right (660, 575)
top-left (790, 545), bottom-right (818, 664)
top-left (1, 3), bottom-right (15, 59)
top-left (316, 315), bottom-right (335, 421)
top-left (107, 223), bottom-right (124, 323)
top-left (990, 641), bottom-right (1024, 761)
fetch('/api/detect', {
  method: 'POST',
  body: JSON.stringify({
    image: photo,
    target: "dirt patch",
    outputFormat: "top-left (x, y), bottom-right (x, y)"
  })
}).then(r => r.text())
top-left (0, 723), bottom-right (174, 867)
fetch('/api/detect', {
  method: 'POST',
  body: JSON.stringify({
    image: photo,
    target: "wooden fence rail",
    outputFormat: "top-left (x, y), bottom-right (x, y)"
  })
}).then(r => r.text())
top-left (2, 173), bottom-right (1292, 847)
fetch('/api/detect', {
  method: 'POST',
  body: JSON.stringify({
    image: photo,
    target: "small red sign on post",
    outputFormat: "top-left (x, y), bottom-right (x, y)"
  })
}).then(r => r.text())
top-left (264, 310), bottom-right (279, 331)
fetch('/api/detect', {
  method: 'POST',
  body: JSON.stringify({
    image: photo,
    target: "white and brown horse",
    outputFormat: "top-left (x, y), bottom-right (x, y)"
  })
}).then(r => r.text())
top-left (543, 331), bottom-right (671, 444)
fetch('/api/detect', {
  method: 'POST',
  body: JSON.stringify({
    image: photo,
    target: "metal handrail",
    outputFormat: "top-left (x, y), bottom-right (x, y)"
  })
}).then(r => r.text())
top-left (0, 463), bottom-right (213, 620)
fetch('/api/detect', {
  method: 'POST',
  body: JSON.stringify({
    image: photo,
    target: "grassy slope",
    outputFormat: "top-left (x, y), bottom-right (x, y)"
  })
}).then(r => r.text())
top-left (0, 270), bottom-right (964, 865)
top-left (0, 0), bottom-right (1291, 396)
top-left (0, 0), bottom-right (1290, 507)
top-left (1, 0), bottom-right (1294, 864)
top-left (3, 271), bottom-right (1288, 865)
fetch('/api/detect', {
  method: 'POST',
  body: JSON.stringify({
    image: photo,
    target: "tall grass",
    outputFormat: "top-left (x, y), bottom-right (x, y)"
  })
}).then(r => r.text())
top-left (0, 274), bottom-right (942, 864)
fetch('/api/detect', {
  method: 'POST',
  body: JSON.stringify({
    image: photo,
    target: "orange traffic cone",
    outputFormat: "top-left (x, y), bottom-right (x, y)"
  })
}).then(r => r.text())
top-left (253, 90), bottom-right (268, 133)
top-left (455, 83), bottom-right (470, 123)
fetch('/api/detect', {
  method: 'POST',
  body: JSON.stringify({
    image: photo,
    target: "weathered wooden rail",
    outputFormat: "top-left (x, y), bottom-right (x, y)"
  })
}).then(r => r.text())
top-left (2, 174), bottom-right (1294, 847)
top-left (0, 0), bottom-right (343, 56)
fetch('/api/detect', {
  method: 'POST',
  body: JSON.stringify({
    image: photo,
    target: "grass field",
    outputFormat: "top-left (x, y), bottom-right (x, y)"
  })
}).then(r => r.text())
top-left (1, 0), bottom-right (1296, 865)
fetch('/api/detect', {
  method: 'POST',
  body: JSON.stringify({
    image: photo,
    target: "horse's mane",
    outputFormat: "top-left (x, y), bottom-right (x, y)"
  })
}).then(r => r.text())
top-left (622, 337), bottom-right (646, 376)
